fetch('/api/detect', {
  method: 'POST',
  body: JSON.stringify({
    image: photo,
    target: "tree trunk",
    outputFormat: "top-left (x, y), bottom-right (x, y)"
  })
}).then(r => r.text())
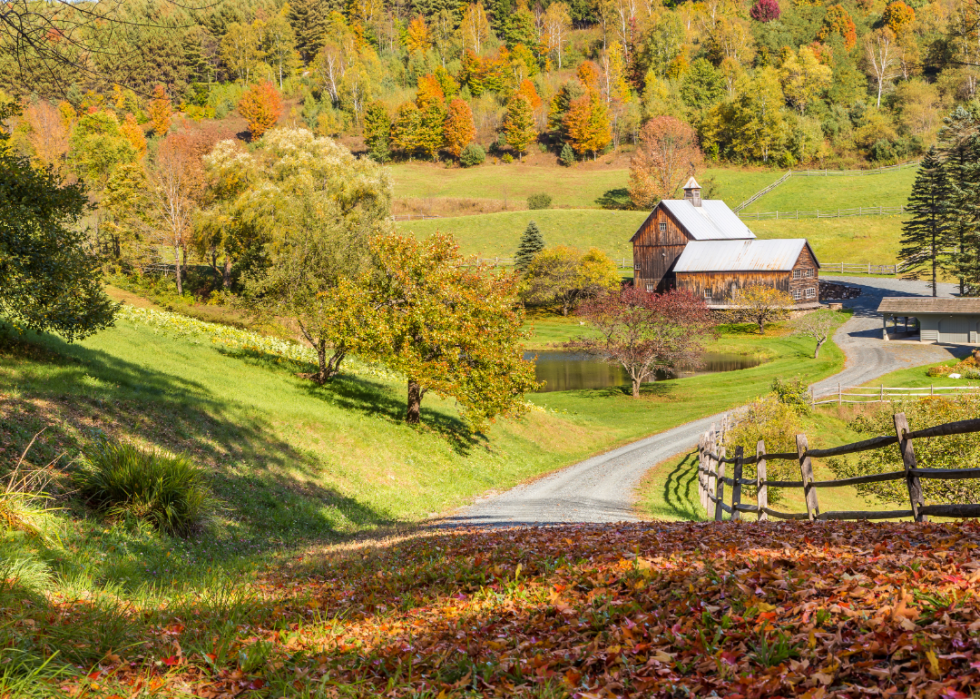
top-left (174, 243), bottom-right (183, 295)
top-left (632, 377), bottom-right (641, 398)
top-left (315, 340), bottom-right (328, 384)
top-left (223, 254), bottom-right (232, 290)
top-left (758, 318), bottom-right (765, 334)
top-left (814, 337), bottom-right (825, 359)
top-left (406, 379), bottom-right (424, 424)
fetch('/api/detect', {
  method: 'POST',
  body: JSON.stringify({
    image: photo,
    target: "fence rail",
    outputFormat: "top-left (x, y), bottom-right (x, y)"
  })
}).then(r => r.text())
top-left (811, 382), bottom-right (980, 406)
top-left (391, 214), bottom-right (443, 221)
top-left (737, 205), bottom-right (907, 220)
top-left (821, 262), bottom-right (901, 275)
top-left (697, 414), bottom-right (980, 523)
top-left (733, 172), bottom-right (791, 213)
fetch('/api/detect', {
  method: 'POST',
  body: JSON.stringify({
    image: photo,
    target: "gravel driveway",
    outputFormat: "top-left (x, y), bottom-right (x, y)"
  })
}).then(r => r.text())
top-left (445, 277), bottom-right (968, 527)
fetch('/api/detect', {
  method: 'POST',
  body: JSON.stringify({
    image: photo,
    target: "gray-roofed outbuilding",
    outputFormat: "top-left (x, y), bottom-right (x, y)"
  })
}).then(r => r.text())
top-left (673, 239), bottom-right (818, 273)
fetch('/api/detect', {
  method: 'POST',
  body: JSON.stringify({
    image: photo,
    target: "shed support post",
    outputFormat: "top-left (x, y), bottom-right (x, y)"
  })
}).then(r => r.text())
top-left (894, 413), bottom-right (926, 522)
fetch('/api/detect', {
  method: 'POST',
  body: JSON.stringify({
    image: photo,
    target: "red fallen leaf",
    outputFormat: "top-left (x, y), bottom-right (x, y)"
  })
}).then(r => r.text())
top-left (88, 671), bottom-right (100, 680)
top-left (162, 656), bottom-right (180, 667)
top-left (248, 679), bottom-right (265, 690)
top-left (940, 690), bottom-right (968, 699)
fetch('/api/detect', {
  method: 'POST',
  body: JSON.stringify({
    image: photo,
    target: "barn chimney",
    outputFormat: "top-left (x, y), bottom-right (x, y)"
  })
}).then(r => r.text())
top-left (683, 177), bottom-right (702, 207)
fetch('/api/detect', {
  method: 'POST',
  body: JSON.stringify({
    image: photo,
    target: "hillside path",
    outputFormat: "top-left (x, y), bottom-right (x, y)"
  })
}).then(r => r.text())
top-left (443, 277), bottom-right (964, 527)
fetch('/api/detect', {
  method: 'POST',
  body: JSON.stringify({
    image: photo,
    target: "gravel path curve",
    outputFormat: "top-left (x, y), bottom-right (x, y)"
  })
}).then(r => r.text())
top-left (444, 277), bottom-right (967, 527)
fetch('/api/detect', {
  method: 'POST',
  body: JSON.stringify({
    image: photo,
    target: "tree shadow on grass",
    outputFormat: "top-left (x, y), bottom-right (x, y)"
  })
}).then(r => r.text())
top-left (0, 328), bottom-right (398, 590)
top-left (595, 187), bottom-right (633, 210)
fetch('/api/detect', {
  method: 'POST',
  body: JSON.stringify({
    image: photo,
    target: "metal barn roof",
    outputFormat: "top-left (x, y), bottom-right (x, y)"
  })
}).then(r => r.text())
top-left (659, 199), bottom-right (757, 241)
top-left (673, 239), bottom-right (814, 273)
top-left (877, 298), bottom-right (980, 314)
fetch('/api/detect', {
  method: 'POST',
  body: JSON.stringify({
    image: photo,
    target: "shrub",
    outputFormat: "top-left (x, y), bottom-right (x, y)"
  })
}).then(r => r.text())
top-left (460, 143), bottom-right (486, 167)
top-left (927, 364), bottom-right (953, 377)
top-left (770, 376), bottom-right (811, 414)
top-left (724, 395), bottom-right (802, 500)
top-left (527, 193), bottom-right (552, 210)
top-left (501, 153), bottom-right (514, 163)
top-left (76, 442), bottom-right (213, 536)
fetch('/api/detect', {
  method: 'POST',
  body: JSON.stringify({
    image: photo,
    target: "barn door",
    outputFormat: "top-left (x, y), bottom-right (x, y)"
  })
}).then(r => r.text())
top-left (939, 318), bottom-right (970, 343)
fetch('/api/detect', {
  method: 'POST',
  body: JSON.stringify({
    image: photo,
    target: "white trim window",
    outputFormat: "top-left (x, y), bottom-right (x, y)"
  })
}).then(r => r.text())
top-left (704, 289), bottom-right (712, 298)
top-left (805, 287), bottom-right (816, 299)
top-left (645, 283), bottom-right (655, 292)
top-left (792, 288), bottom-right (802, 301)
top-left (793, 269), bottom-right (802, 279)
top-left (659, 222), bottom-right (667, 232)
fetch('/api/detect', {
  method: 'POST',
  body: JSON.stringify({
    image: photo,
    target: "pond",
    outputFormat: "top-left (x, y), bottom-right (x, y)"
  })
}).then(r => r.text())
top-left (526, 351), bottom-right (765, 393)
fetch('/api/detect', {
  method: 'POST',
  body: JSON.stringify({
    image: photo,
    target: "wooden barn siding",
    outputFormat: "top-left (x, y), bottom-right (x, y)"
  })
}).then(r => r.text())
top-left (676, 272), bottom-right (793, 302)
top-left (788, 247), bottom-right (820, 300)
top-left (632, 206), bottom-right (689, 291)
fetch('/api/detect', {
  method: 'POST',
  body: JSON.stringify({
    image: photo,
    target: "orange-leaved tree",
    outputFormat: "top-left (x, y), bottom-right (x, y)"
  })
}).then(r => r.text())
top-left (238, 81), bottom-right (283, 139)
top-left (628, 116), bottom-right (703, 209)
top-left (502, 95), bottom-right (536, 161)
top-left (443, 98), bottom-right (476, 160)
top-left (564, 92), bottom-right (611, 161)
top-left (330, 233), bottom-right (538, 428)
top-left (148, 84), bottom-right (172, 136)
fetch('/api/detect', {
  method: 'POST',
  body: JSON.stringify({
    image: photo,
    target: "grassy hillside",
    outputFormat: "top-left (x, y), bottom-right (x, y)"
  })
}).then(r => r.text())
top-left (390, 163), bottom-right (779, 210)
top-left (741, 167), bottom-right (917, 213)
top-left (397, 209), bottom-right (648, 260)
top-left (752, 216), bottom-right (905, 265)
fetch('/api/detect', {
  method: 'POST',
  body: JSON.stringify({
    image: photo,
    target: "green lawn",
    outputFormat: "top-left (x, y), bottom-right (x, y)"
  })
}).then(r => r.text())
top-left (397, 208), bottom-right (648, 261)
top-left (390, 163), bottom-right (780, 210)
top-left (741, 167), bottom-right (917, 213)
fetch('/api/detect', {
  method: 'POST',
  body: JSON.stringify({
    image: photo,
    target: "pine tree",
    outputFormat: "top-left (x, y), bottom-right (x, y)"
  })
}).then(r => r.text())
top-left (951, 137), bottom-right (980, 294)
top-left (515, 220), bottom-right (545, 271)
top-left (289, 0), bottom-right (327, 64)
top-left (901, 148), bottom-right (952, 297)
top-left (559, 142), bottom-right (575, 166)
top-left (503, 95), bottom-right (536, 161)
top-left (363, 101), bottom-right (392, 162)
top-left (939, 106), bottom-right (979, 295)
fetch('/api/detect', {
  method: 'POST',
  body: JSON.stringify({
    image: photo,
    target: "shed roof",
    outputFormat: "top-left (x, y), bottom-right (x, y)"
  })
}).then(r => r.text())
top-left (877, 297), bottom-right (980, 314)
top-left (658, 199), bottom-right (756, 241)
top-left (683, 177), bottom-right (701, 190)
top-left (673, 239), bottom-right (817, 273)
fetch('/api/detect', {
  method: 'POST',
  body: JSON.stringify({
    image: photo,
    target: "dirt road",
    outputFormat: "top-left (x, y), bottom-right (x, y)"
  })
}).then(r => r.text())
top-left (446, 277), bottom-right (964, 527)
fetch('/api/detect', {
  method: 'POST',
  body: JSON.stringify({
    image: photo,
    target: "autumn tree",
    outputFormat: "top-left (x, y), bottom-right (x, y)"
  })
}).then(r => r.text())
top-left (569, 287), bottom-right (714, 398)
top-left (503, 95), bottom-right (536, 161)
top-left (780, 47), bottom-right (832, 115)
top-left (17, 100), bottom-right (70, 176)
top-left (443, 98), bottom-right (476, 160)
top-left (119, 113), bottom-right (147, 160)
top-left (332, 233), bottom-right (538, 428)
top-left (459, 3), bottom-right (491, 55)
top-left (819, 5), bottom-right (857, 50)
top-left (238, 81), bottom-right (283, 139)
top-left (750, 0), bottom-right (780, 22)
top-left (864, 28), bottom-right (900, 108)
top-left (406, 15), bottom-right (431, 53)
top-left (628, 116), bottom-right (703, 209)
top-left (542, 2), bottom-right (571, 69)
top-left (148, 84), bottom-right (172, 137)
top-left (522, 246), bottom-right (620, 315)
top-left (731, 285), bottom-right (795, 334)
top-left (564, 94), bottom-right (612, 161)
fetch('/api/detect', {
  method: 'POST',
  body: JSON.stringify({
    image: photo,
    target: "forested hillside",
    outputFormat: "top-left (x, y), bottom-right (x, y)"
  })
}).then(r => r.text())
top-left (2, 0), bottom-right (976, 171)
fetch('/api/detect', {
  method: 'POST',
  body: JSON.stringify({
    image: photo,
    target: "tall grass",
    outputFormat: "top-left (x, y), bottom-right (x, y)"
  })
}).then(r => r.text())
top-left (76, 442), bottom-right (214, 536)
top-left (0, 431), bottom-right (57, 538)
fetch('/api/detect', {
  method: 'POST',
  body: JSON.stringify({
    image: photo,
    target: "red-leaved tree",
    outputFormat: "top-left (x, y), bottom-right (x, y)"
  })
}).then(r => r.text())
top-left (238, 81), bottom-right (283, 139)
top-left (569, 287), bottom-right (714, 398)
top-left (750, 0), bottom-right (781, 22)
top-left (628, 116), bottom-right (704, 209)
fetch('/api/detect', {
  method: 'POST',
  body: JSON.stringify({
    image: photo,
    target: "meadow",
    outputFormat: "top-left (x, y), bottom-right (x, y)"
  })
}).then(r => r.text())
top-left (740, 166), bottom-right (917, 213)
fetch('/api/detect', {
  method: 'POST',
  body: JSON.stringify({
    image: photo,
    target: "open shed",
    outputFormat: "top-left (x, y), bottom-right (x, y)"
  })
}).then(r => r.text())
top-left (877, 297), bottom-right (980, 344)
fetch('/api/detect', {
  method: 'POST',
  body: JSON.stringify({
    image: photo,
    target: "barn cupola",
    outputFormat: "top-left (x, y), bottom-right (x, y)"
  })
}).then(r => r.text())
top-left (683, 177), bottom-right (702, 207)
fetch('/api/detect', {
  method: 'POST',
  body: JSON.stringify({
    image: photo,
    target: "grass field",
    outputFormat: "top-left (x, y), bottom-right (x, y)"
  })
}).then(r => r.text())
top-left (752, 215), bottom-right (905, 265)
top-left (390, 163), bottom-right (779, 210)
top-left (741, 167), bottom-right (917, 213)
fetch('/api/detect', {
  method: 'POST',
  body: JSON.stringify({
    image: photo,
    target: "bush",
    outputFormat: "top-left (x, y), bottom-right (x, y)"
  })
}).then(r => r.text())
top-left (501, 153), bottom-right (514, 163)
top-left (724, 395), bottom-right (802, 501)
top-left (460, 143), bottom-right (486, 167)
top-left (76, 442), bottom-right (213, 536)
top-left (770, 376), bottom-right (811, 414)
top-left (527, 193), bottom-right (552, 210)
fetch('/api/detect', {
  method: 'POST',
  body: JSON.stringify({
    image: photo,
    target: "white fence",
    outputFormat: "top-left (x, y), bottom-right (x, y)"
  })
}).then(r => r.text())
top-left (820, 262), bottom-right (901, 275)
top-left (738, 205), bottom-right (907, 220)
top-left (812, 383), bottom-right (980, 406)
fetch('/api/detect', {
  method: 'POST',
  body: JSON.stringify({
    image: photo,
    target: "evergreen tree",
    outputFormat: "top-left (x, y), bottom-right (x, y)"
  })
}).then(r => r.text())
top-left (939, 106), bottom-right (979, 295)
top-left (289, 0), bottom-right (327, 64)
top-left (503, 95), bottom-right (536, 161)
top-left (901, 148), bottom-right (952, 297)
top-left (515, 220), bottom-right (545, 271)
top-left (559, 142), bottom-right (575, 166)
top-left (950, 137), bottom-right (980, 294)
top-left (363, 101), bottom-right (392, 162)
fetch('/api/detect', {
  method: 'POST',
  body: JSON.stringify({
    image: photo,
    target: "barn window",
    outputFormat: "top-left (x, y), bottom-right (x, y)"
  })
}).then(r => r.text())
top-left (645, 283), bottom-right (655, 292)
top-left (793, 269), bottom-right (802, 279)
top-left (805, 287), bottom-right (816, 298)
top-left (659, 222), bottom-right (667, 232)
top-left (792, 289), bottom-right (802, 300)
top-left (804, 269), bottom-right (813, 278)
top-left (704, 289), bottom-right (712, 299)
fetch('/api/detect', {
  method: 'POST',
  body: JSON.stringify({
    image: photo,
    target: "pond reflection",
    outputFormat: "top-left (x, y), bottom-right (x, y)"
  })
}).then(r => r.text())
top-left (525, 351), bottom-right (765, 393)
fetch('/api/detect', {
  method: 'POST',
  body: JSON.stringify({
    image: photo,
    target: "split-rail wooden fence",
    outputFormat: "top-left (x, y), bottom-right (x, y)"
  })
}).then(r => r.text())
top-left (697, 413), bottom-right (980, 523)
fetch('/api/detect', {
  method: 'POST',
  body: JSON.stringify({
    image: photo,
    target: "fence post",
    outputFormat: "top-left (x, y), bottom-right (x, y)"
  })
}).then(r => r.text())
top-left (756, 441), bottom-right (768, 522)
top-left (838, 382), bottom-right (842, 406)
top-left (880, 384), bottom-right (884, 403)
top-left (893, 413), bottom-right (926, 522)
top-left (796, 434), bottom-right (820, 521)
top-left (697, 436), bottom-right (705, 511)
top-left (731, 446), bottom-right (744, 521)
top-left (707, 424), bottom-right (716, 515)
top-left (931, 383), bottom-right (934, 397)
top-left (714, 447), bottom-right (726, 521)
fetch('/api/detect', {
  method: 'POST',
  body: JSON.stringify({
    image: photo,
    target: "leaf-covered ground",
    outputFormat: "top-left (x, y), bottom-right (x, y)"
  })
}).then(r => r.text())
top-left (15, 521), bottom-right (980, 698)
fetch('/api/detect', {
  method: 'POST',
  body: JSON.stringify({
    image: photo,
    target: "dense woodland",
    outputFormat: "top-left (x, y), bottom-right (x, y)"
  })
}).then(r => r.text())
top-left (4, 0), bottom-right (980, 170)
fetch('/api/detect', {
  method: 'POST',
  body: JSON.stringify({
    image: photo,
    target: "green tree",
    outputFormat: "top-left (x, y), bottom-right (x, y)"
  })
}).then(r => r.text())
top-left (939, 107), bottom-right (980, 294)
top-left (522, 245), bottom-right (620, 315)
top-left (515, 221), bottom-right (545, 271)
top-left (901, 148), bottom-right (952, 296)
top-left (679, 59), bottom-right (725, 111)
top-left (559, 142), bottom-right (575, 166)
top-left (225, 128), bottom-right (393, 383)
top-left (333, 233), bottom-right (538, 428)
top-left (0, 105), bottom-right (116, 342)
top-left (363, 101), bottom-right (392, 162)
top-left (288, 0), bottom-right (327, 64)
top-left (391, 101), bottom-right (424, 158)
top-left (502, 95), bottom-right (536, 161)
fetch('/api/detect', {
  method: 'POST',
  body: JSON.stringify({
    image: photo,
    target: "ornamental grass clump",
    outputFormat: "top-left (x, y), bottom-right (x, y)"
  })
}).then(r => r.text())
top-left (76, 442), bottom-right (213, 536)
